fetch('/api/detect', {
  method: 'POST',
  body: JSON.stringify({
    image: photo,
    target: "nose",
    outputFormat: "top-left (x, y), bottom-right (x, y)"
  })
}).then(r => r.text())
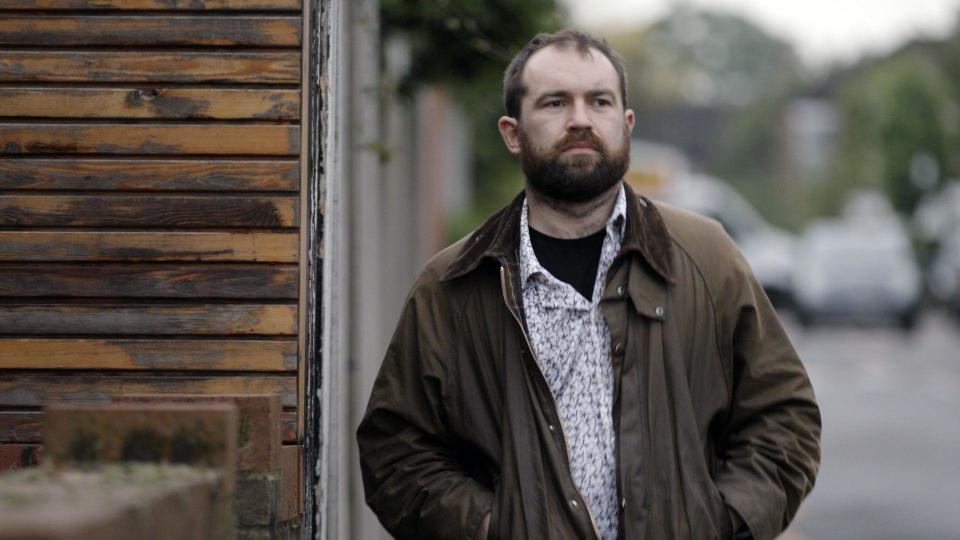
top-left (567, 98), bottom-right (592, 130)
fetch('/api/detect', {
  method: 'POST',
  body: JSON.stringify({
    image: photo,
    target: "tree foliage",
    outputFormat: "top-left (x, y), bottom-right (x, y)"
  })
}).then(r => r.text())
top-left (609, 6), bottom-right (805, 109)
top-left (381, 0), bottom-right (564, 94)
top-left (607, 6), bottom-right (807, 227)
top-left (834, 52), bottom-right (959, 214)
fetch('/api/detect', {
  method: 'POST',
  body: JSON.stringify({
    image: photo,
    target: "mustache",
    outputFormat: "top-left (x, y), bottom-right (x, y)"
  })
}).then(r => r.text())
top-left (553, 130), bottom-right (604, 153)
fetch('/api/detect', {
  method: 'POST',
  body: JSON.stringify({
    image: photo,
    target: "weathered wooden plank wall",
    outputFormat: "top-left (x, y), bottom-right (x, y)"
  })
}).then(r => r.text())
top-left (0, 0), bottom-right (305, 447)
top-left (3, 0), bottom-right (301, 8)
top-left (1, 51), bottom-right (301, 83)
top-left (0, 89), bottom-right (300, 120)
top-left (0, 159), bottom-right (300, 190)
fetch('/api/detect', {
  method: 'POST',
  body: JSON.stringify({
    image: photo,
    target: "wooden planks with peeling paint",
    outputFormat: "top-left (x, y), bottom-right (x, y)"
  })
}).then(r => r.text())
top-left (0, 16), bottom-right (302, 47)
top-left (0, 159), bottom-right (300, 191)
top-left (0, 0), bottom-right (301, 9)
top-left (0, 232), bottom-right (299, 262)
top-left (0, 124), bottom-right (300, 155)
top-left (0, 304), bottom-right (297, 335)
top-left (0, 264), bottom-right (299, 299)
top-left (0, 374), bottom-right (298, 408)
top-left (0, 51), bottom-right (301, 84)
top-left (0, 305), bottom-right (298, 335)
top-left (0, 410), bottom-right (298, 445)
top-left (0, 3), bottom-right (308, 449)
top-left (0, 88), bottom-right (300, 121)
top-left (0, 339), bottom-right (298, 371)
top-left (0, 195), bottom-right (299, 228)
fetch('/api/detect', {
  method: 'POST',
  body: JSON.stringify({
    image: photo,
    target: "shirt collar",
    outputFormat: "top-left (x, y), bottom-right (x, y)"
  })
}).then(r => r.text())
top-left (519, 185), bottom-right (628, 287)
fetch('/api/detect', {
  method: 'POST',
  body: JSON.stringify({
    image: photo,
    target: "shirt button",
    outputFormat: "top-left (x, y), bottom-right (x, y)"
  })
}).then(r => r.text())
top-left (570, 499), bottom-right (579, 508)
top-left (616, 285), bottom-right (625, 296)
top-left (621, 497), bottom-right (626, 509)
top-left (548, 424), bottom-right (556, 432)
top-left (614, 342), bottom-right (623, 354)
top-left (655, 305), bottom-right (665, 317)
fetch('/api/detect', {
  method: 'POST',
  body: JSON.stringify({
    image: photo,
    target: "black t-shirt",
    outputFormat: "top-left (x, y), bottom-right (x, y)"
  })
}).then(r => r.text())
top-left (528, 225), bottom-right (606, 301)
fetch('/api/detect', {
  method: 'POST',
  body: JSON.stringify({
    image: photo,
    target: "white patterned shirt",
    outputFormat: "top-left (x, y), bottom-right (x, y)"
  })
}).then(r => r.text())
top-left (518, 186), bottom-right (626, 540)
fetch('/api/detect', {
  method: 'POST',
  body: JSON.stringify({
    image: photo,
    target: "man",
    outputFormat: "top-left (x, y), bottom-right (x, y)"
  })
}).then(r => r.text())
top-left (358, 29), bottom-right (820, 540)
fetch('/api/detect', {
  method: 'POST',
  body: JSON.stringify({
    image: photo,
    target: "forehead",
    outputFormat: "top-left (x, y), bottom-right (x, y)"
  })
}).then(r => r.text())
top-left (522, 44), bottom-right (618, 97)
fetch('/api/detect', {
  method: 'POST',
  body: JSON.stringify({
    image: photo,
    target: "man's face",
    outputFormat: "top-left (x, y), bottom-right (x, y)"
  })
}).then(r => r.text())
top-left (499, 44), bottom-right (635, 203)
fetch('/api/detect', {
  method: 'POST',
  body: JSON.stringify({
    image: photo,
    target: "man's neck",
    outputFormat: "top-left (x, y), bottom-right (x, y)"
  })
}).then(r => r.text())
top-left (526, 182), bottom-right (621, 239)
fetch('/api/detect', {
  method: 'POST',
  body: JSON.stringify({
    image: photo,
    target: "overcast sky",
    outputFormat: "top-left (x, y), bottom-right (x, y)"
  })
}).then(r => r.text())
top-left (564, 0), bottom-right (960, 66)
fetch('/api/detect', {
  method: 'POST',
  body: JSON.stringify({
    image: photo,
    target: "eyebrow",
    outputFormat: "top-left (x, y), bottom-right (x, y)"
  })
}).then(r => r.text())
top-left (587, 89), bottom-right (617, 101)
top-left (534, 90), bottom-right (570, 104)
top-left (534, 88), bottom-right (617, 105)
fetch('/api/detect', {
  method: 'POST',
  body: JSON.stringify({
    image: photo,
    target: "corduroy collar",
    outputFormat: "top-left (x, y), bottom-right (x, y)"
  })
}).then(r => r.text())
top-left (440, 182), bottom-right (674, 283)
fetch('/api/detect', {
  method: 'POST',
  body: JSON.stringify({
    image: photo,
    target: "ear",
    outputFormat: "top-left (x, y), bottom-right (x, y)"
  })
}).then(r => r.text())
top-left (624, 109), bottom-right (636, 134)
top-left (498, 116), bottom-right (522, 156)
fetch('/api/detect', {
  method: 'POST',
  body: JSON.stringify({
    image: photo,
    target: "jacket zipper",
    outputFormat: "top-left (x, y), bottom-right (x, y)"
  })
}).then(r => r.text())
top-left (500, 264), bottom-right (603, 540)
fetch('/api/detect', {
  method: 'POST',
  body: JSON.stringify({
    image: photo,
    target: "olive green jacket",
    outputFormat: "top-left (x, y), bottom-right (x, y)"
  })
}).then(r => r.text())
top-left (357, 184), bottom-right (821, 540)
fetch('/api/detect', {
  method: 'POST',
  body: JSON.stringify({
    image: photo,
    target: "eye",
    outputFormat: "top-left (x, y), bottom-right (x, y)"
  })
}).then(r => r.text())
top-left (594, 97), bottom-right (613, 107)
top-left (544, 99), bottom-right (565, 108)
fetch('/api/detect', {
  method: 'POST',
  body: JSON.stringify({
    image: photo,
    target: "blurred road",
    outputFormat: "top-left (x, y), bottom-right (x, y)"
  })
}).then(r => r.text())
top-left (779, 310), bottom-right (960, 540)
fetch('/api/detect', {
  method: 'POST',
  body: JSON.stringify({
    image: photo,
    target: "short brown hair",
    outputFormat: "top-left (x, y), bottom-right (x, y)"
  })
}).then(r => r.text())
top-left (502, 29), bottom-right (628, 119)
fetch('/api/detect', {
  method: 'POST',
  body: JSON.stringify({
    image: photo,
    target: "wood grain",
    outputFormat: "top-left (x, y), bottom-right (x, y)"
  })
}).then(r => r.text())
top-left (0, 51), bottom-right (300, 84)
top-left (0, 0), bottom-right (301, 8)
top-left (0, 16), bottom-right (300, 47)
top-left (0, 231), bottom-right (298, 262)
top-left (0, 373), bottom-right (297, 407)
top-left (0, 195), bottom-right (298, 228)
top-left (0, 159), bottom-right (299, 191)
top-left (0, 264), bottom-right (298, 299)
top-left (0, 124), bottom-right (300, 155)
top-left (0, 339), bottom-right (297, 371)
top-left (282, 411), bottom-right (296, 443)
top-left (0, 305), bottom-right (297, 335)
top-left (0, 88), bottom-right (300, 120)
top-left (0, 412), bottom-right (41, 444)
top-left (0, 411), bottom-right (296, 444)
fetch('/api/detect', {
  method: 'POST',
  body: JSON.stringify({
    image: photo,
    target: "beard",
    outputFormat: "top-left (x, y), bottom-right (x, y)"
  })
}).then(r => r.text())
top-left (518, 126), bottom-right (630, 204)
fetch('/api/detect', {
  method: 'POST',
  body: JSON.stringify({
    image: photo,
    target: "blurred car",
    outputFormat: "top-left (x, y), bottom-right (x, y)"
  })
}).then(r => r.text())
top-left (659, 175), bottom-right (797, 308)
top-left (915, 182), bottom-right (960, 320)
top-left (928, 232), bottom-right (960, 320)
top-left (842, 189), bottom-right (897, 221)
top-left (624, 140), bottom-right (691, 200)
top-left (793, 219), bottom-right (922, 329)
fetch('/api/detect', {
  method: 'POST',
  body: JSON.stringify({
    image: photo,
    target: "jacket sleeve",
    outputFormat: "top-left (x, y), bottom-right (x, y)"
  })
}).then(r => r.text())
top-left (712, 239), bottom-right (822, 540)
top-left (357, 277), bottom-right (493, 540)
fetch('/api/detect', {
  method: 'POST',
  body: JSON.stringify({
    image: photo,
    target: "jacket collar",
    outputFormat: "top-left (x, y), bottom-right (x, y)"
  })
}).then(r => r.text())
top-left (440, 182), bottom-right (675, 283)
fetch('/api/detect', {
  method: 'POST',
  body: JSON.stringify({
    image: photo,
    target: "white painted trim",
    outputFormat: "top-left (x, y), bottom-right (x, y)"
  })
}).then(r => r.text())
top-left (318, 0), bottom-right (351, 537)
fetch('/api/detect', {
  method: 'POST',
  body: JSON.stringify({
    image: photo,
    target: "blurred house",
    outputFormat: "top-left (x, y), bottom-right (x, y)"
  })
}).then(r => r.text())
top-left (631, 105), bottom-right (733, 168)
top-left (781, 99), bottom-right (840, 177)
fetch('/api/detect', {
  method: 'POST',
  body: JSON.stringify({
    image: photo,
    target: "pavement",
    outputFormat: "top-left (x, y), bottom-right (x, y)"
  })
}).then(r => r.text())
top-left (777, 309), bottom-right (960, 540)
